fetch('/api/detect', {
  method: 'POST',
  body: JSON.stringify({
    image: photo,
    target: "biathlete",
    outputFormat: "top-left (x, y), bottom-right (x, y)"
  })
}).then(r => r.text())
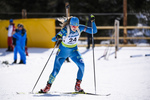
top-left (40, 15), bottom-right (97, 93)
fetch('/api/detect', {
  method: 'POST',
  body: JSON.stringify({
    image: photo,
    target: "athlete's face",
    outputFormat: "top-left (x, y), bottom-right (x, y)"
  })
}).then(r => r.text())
top-left (70, 25), bottom-right (79, 32)
top-left (18, 26), bottom-right (23, 30)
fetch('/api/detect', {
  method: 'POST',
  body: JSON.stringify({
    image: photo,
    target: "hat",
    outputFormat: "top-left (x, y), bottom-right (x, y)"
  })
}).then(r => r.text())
top-left (17, 24), bottom-right (24, 28)
top-left (9, 19), bottom-right (13, 22)
top-left (70, 17), bottom-right (79, 26)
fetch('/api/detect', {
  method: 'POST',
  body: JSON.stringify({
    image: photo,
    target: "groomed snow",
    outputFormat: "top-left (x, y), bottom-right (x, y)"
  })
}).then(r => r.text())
top-left (0, 47), bottom-right (150, 100)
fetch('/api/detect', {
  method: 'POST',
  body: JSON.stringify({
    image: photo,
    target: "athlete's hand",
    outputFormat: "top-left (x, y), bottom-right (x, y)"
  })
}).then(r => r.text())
top-left (52, 37), bottom-right (57, 42)
top-left (56, 35), bottom-right (62, 39)
top-left (51, 35), bottom-right (62, 42)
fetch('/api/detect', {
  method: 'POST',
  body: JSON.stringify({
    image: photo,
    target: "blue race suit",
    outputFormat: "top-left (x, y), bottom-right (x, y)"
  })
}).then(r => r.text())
top-left (48, 22), bottom-right (97, 84)
top-left (13, 29), bottom-right (27, 64)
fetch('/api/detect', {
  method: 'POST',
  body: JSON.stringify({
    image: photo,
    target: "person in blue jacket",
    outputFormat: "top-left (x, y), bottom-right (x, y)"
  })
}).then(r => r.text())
top-left (40, 15), bottom-right (97, 93)
top-left (12, 24), bottom-right (27, 64)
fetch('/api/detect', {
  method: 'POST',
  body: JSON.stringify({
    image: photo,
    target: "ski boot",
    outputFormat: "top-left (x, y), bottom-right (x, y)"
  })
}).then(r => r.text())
top-left (6, 46), bottom-right (13, 52)
top-left (18, 60), bottom-right (24, 64)
top-left (39, 82), bottom-right (51, 93)
top-left (75, 79), bottom-right (84, 92)
top-left (12, 60), bottom-right (17, 64)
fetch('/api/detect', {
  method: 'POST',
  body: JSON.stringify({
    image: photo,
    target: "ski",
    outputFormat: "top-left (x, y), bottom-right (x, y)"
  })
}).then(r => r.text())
top-left (98, 47), bottom-right (122, 60)
top-left (145, 54), bottom-right (150, 56)
top-left (16, 91), bottom-right (110, 96)
top-left (1, 61), bottom-right (21, 67)
top-left (16, 92), bottom-right (38, 94)
top-left (61, 91), bottom-right (111, 96)
top-left (81, 49), bottom-right (91, 55)
top-left (97, 55), bottom-right (106, 60)
top-left (16, 92), bottom-right (26, 94)
top-left (130, 54), bottom-right (150, 58)
top-left (37, 91), bottom-right (110, 96)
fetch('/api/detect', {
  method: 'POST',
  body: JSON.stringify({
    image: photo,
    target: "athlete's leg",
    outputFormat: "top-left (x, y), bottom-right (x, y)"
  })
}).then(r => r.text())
top-left (70, 50), bottom-right (85, 80)
top-left (48, 56), bottom-right (66, 84)
top-left (40, 44), bottom-right (72, 93)
top-left (48, 46), bottom-right (70, 84)
top-left (70, 49), bottom-right (85, 92)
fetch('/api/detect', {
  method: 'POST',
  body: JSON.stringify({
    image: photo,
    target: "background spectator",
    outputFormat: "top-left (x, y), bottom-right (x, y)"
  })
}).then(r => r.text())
top-left (6, 19), bottom-right (15, 51)
top-left (12, 24), bottom-right (27, 64)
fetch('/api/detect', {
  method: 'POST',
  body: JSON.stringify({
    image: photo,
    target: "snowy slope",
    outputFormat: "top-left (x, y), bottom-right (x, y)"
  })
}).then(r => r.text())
top-left (0, 47), bottom-right (150, 100)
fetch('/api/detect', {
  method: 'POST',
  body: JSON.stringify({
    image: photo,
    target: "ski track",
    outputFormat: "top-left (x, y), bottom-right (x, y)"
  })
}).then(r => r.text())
top-left (0, 47), bottom-right (150, 100)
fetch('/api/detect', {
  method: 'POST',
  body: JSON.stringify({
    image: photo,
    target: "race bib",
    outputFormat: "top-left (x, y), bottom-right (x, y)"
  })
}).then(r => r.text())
top-left (63, 32), bottom-right (79, 45)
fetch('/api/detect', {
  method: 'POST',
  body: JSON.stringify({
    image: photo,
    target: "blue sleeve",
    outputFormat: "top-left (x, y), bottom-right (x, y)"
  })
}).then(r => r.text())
top-left (79, 21), bottom-right (97, 34)
top-left (51, 27), bottom-right (67, 42)
top-left (13, 33), bottom-right (18, 39)
top-left (57, 27), bottom-right (67, 37)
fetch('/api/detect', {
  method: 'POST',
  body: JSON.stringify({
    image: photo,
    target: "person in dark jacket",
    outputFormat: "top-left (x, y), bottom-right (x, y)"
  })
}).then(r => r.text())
top-left (86, 15), bottom-right (93, 49)
top-left (25, 38), bottom-right (29, 56)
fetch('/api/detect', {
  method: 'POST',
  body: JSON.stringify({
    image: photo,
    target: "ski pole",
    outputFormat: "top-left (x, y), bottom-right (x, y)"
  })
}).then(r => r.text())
top-left (31, 40), bottom-right (59, 93)
top-left (91, 16), bottom-right (97, 94)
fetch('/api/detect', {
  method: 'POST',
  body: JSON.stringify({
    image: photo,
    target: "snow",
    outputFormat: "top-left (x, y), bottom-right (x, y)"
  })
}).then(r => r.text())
top-left (0, 47), bottom-right (150, 100)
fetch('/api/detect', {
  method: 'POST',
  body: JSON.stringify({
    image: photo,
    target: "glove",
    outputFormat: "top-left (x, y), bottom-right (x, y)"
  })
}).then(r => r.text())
top-left (6, 27), bottom-right (8, 30)
top-left (22, 29), bottom-right (26, 34)
top-left (51, 35), bottom-right (62, 42)
top-left (21, 29), bottom-right (26, 36)
top-left (15, 29), bottom-right (19, 32)
top-left (90, 14), bottom-right (95, 22)
top-left (56, 35), bottom-right (62, 39)
top-left (52, 37), bottom-right (57, 42)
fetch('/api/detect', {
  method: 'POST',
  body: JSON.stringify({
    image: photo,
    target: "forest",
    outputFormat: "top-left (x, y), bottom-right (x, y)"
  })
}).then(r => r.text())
top-left (0, 0), bottom-right (149, 26)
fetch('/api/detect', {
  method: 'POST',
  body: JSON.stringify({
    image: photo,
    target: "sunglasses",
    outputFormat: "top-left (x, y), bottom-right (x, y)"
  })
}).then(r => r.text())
top-left (17, 24), bottom-right (23, 28)
top-left (71, 25), bottom-right (79, 28)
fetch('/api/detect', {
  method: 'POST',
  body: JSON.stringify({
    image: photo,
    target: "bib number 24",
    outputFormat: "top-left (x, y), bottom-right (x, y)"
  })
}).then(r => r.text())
top-left (69, 37), bottom-right (77, 43)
